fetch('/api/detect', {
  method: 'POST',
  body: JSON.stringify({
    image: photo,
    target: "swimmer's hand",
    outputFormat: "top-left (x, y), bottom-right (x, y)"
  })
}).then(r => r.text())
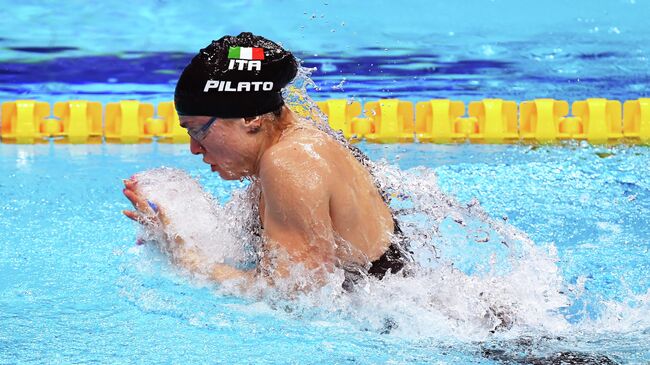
top-left (122, 177), bottom-right (170, 233)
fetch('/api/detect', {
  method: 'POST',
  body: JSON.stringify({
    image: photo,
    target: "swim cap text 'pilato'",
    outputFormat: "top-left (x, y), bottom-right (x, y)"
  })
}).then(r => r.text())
top-left (174, 32), bottom-right (298, 118)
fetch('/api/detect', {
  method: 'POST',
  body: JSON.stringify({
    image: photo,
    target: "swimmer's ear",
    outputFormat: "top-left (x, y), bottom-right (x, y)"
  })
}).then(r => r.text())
top-left (242, 115), bottom-right (263, 134)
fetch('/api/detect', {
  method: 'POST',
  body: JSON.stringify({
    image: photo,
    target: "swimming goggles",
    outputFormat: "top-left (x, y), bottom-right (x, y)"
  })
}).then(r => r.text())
top-left (186, 116), bottom-right (218, 141)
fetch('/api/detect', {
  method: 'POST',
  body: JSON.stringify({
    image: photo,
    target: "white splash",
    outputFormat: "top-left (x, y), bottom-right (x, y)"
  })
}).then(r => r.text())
top-left (130, 151), bottom-right (572, 342)
top-left (132, 167), bottom-right (259, 272)
top-left (126, 66), bottom-right (649, 356)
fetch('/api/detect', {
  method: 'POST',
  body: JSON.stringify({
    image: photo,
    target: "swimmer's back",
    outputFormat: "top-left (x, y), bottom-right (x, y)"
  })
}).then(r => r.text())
top-left (259, 123), bottom-right (394, 265)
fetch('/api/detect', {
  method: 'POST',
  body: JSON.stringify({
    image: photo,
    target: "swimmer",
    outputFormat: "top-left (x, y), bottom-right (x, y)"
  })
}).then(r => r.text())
top-left (123, 32), bottom-right (409, 291)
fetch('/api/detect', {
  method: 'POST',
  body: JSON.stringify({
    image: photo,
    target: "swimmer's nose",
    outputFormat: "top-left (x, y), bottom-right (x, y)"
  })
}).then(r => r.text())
top-left (189, 137), bottom-right (205, 155)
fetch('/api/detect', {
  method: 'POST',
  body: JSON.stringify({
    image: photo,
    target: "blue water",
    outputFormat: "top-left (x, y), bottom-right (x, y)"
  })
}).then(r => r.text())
top-left (1, 143), bottom-right (649, 363)
top-left (2, 0), bottom-right (650, 363)
top-left (1, 1), bottom-right (649, 104)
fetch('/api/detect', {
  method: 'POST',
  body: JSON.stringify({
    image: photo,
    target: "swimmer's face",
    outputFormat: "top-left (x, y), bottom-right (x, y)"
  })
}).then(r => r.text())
top-left (180, 115), bottom-right (263, 180)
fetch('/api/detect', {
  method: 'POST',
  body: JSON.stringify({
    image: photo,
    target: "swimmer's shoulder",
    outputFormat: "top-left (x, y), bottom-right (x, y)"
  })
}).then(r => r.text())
top-left (258, 126), bottom-right (341, 192)
top-left (262, 126), bottom-right (332, 166)
top-left (274, 125), bottom-right (375, 180)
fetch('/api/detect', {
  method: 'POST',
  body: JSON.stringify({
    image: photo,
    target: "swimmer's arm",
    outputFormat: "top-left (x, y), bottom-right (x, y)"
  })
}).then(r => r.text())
top-left (209, 263), bottom-right (256, 283)
top-left (171, 247), bottom-right (257, 286)
top-left (258, 150), bottom-right (337, 284)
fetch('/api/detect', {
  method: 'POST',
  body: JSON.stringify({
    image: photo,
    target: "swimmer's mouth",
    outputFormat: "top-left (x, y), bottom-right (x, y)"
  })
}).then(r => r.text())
top-left (202, 158), bottom-right (218, 172)
top-left (202, 159), bottom-right (223, 173)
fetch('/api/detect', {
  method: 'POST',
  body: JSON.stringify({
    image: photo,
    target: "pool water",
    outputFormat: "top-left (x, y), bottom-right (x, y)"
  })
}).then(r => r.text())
top-left (2, 0), bottom-right (650, 363)
top-left (1, 141), bottom-right (648, 364)
top-left (2, 1), bottom-right (649, 104)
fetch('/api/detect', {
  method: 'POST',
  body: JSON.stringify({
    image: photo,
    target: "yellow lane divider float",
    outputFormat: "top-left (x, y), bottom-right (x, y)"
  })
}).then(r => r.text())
top-left (53, 100), bottom-right (103, 143)
top-left (364, 99), bottom-right (414, 143)
top-left (1, 98), bottom-right (649, 144)
top-left (624, 98), bottom-right (650, 142)
top-left (1, 100), bottom-right (51, 144)
top-left (416, 99), bottom-right (466, 143)
top-left (1, 100), bottom-right (189, 144)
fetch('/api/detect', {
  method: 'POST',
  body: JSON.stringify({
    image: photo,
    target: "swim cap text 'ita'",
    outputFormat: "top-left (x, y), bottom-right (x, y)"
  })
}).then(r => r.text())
top-left (174, 32), bottom-right (298, 118)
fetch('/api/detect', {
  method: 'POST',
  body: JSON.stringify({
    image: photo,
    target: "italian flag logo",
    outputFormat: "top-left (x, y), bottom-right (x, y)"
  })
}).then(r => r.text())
top-left (228, 47), bottom-right (265, 60)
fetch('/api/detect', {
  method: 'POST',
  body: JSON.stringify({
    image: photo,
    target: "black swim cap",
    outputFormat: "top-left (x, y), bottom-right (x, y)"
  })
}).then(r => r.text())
top-left (174, 32), bottom-right (298, 118)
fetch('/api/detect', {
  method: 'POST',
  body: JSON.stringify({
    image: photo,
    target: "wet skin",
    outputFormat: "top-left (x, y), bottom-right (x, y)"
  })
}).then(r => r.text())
top-left (123, 107), bottom-right (395, 287)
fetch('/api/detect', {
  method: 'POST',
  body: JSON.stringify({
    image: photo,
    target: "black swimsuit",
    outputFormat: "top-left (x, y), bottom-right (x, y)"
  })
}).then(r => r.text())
top-left (341, 216), bottom-right (410, 291)
top-left (367, 218), bottom-right (409, 280)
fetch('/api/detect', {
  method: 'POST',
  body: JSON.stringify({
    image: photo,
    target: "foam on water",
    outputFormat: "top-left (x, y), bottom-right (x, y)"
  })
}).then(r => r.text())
top-left (125, 66), bottom-right (649, 362)
top-left (132, 167), bottom-right (260, 272)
